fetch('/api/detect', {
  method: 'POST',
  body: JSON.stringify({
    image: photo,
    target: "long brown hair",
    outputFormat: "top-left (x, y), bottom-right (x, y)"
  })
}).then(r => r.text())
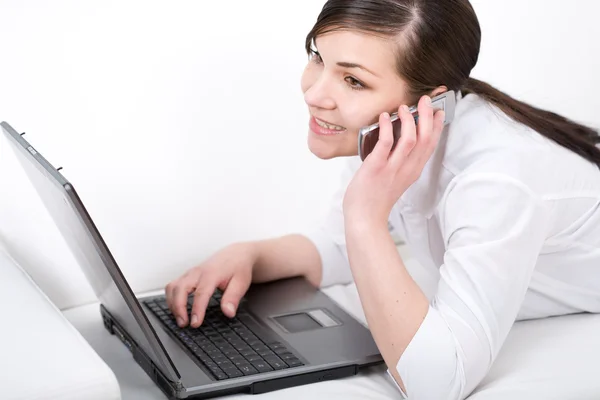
top-left (305, 0), bottom-right (600, 166)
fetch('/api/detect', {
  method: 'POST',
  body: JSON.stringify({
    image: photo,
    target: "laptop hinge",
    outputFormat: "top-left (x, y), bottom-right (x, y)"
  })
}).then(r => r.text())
top-left (106, 311), bottom-right (187, 399)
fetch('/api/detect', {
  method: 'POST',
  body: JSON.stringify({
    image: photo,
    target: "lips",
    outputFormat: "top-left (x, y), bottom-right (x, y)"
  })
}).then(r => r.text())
top-left (309, 116), bottom-right (347, 136)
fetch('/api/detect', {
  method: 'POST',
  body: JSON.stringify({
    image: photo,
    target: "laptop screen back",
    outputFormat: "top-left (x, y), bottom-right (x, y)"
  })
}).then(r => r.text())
top-left (0, 121), bottom-right (181, 383)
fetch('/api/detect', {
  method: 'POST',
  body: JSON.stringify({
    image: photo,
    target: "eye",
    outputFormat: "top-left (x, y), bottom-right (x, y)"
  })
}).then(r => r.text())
top-left (345, 76), bottom-right (366, 90)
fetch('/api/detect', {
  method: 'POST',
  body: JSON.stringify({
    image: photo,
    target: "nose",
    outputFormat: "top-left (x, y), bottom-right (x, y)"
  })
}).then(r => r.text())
top-left (303, 73), bottom-right (336, 111)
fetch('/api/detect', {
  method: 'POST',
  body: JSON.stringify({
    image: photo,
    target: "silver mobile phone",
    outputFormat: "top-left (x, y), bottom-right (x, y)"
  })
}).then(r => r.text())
top-left (357, 90), bottom-right (456, 161)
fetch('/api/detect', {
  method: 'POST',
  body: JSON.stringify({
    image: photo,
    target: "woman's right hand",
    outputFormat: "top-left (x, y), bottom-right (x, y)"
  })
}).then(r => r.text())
top-left (165, 242), bottom-right (258, 328)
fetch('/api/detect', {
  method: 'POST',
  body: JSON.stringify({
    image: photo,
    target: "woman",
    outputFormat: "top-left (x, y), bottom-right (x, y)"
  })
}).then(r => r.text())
top-left (166, 1), bottom-right (600, 398)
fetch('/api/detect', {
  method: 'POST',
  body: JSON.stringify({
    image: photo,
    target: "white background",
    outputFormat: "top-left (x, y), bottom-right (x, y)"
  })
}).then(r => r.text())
top-left (1, 0), bottom-right (599, 310)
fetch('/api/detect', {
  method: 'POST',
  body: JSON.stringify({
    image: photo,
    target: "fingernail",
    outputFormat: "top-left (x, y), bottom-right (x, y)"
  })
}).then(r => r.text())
top-left (191, 314), bottom-right (198, 326)
top-left (382, 112), bottom-right (390, 119)
top-left (177, 317), bottom-right (185, 327)
top-left (402, 105), bottom-right (410, 112)
top-left (425, 96), bottom-right (432, 106)
top-left (225, 302), bottom-right (236, 315)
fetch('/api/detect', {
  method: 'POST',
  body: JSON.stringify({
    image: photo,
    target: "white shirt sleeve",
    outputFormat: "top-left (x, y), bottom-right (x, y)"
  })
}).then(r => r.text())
top-left (301, 158), bottom-right (359, 287)
top-left (393, 172), bottom-right (551, 400)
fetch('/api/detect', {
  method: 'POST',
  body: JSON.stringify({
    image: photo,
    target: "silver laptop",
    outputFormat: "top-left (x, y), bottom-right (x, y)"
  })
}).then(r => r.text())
top-left (1, 121), bottom-right (383, 399)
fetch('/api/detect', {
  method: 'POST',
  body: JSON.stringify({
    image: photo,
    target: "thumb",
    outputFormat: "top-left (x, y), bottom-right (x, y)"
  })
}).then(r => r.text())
top-left (221, 273), bottom-right (251, 318)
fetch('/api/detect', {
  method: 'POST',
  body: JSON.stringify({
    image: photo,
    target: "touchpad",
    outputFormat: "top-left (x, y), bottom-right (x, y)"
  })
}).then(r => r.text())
top-left (273, 309), bottom-right (341, 333)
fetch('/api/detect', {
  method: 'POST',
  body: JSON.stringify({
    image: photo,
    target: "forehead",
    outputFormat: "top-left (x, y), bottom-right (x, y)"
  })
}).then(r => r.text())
top-left (314, 30), bottom-right (398, 75)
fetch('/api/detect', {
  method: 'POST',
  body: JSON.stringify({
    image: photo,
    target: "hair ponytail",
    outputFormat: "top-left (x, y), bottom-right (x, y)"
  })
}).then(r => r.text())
top-left (462, 77), bottom-right (600, 166)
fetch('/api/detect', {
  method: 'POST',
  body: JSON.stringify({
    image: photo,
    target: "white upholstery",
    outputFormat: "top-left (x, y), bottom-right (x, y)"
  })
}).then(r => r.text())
top-left (0, 245), bottom-right (121, 400)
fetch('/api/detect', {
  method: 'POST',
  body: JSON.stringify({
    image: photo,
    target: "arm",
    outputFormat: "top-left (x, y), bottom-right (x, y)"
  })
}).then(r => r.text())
top-left (250, 234), bottom-right (323, 287)
top-left (345, 173), bottom-right (551, 399)
top-left (253, 156), bottom-right (367, 288)
top-left (250, 156), bottom-right (362, 288)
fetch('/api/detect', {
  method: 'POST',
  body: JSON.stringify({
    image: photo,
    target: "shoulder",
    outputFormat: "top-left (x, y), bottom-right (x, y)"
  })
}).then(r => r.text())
top-left (440, 93), bottom-right (600, 196)
top-left (442, 93), bottom-right (544, 175)
top-left (437, 171), bottom-right (552, 246)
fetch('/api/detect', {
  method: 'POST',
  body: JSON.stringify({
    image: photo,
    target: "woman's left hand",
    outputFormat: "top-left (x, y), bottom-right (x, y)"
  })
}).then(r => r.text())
top-left (343, 95), bottom-right (446, 227)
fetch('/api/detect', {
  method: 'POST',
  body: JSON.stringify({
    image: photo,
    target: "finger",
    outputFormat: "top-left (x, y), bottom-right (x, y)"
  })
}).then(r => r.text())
top-left (221, 273), bottom-right (251, 318)
top-left (369, 112), bottom-right (394, 163)
top-left (410, 95), bottom-right (436, 160)
top-left (433, 109), bottom-right (446, 137)
top-left (165, 282), bottom-right (174, 311)
top-left (390, 104), bottom-right (417, 164)
top-left (172, 282), bottom-right (195, 327)
top-left (190, 274), bottom-right (219, 328)
top-left (413, 108), bottom-right (446, 166)
top-left (416, 95), bottom-right (434, 145)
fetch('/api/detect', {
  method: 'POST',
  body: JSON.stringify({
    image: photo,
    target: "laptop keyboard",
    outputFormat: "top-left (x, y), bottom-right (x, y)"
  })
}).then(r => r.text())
top-left (144, 291), bottom-right (305, 380)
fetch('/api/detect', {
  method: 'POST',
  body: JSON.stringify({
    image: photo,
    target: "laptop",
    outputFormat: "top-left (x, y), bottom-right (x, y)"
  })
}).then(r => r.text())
top-left (1, 121), bottom-right (384, 399)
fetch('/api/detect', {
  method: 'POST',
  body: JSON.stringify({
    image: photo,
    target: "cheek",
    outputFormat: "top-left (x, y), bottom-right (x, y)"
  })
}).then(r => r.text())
top-left (341, 102), bottom-right (380, 131)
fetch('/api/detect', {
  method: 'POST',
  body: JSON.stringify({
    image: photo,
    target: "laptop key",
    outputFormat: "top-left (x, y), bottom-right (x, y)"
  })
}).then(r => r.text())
top-left (238, 364), bottom-right (259, 375)
top-left (212, 354), bottom-right (228, 364)
top-left (165, 322), bottom-right (177, 330)
top-left (208, 297), bottom-right (219, 308)
top-left (235, 344), bottom-right (251, 352)
top-left (286, 358), bottom-right (303, 367)
top-left (250, 360), bottom-right (273, 373)
top-left (251, 344), bottom-right (269, 353)
top-left (208, 365), bottom-right (226, 377)
top-left (234, 359), bottom-right (251, 368)
top-left (245, 354), bottom-right (262, 362)
top-left (273, 346), bottom-right (290, 356)
top-left (246, 338), bottom-right (262, 347)
top-left (222, 366), bottom-right (243, 378)
top-left (217, 360), bottom-right (235, 369)
top-left (240, 349), bottom-right (257, 357)
top-left (264, 355), bottom-right (288, 370)
top-left (223, 348), bottom-right (239, 357)
top-left (229, 338), bottom-right (245, 346)
top-left (206, 348), bottom-right (221, 358)
top-left (277, 352), bottom-right (296, 360)
top-left (205, 360), bottom-right (218, 369)
top-left (213, 370), bottom-right (229, 380)
top-left (257, 349), bottom-right (275, 357)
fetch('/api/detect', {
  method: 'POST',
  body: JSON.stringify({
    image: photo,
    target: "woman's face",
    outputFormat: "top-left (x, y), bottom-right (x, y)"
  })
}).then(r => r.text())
top-left (300, 30), bottom-right (409, 159)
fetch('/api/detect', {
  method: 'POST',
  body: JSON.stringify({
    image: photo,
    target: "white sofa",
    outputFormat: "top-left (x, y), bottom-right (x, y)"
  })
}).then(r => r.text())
top-left (2, 235), bottom-right (600, 400)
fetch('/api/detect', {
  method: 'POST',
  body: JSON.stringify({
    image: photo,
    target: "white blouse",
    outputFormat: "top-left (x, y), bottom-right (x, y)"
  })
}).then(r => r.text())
top-left (304, 92), bottom-right (600, 399)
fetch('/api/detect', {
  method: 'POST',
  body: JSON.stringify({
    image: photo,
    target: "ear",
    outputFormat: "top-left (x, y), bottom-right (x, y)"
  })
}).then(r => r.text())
top-left (429, 85), bottom-right (448, 98)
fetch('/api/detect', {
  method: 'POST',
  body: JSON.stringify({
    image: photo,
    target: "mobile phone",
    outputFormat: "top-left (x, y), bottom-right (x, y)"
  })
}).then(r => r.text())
top-left (357, 90), bottom-right (456, 161)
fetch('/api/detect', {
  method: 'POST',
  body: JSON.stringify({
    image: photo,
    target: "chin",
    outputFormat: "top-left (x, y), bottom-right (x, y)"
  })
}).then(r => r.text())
top-left (307, 143), bottom-right (338, 160)
top-left (306, 131), bottom-right (357, 160)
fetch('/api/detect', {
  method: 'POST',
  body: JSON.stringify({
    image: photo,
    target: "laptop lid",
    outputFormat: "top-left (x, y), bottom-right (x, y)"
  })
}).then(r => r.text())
top-left (0, 121), bottom-right (182, 384)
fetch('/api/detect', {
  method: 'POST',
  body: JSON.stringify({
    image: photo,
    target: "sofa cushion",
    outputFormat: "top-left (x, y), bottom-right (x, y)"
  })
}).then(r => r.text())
top-left (0, 245), bottom-right (121, 400)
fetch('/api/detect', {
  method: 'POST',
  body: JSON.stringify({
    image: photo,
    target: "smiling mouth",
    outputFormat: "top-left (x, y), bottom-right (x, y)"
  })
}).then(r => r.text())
top-left (314, 117), bottom-right (346, 131)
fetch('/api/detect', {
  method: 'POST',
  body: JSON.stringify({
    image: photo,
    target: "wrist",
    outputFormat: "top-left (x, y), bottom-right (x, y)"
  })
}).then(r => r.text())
top-left (230, 240), bottom-right (260, 265)
top-left (344, 213), bottom-right (389, 234)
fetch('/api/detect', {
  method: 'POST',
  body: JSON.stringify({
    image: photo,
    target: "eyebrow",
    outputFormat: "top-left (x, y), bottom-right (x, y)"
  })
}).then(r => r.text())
top-left (336, 61), bottom-right (380, 78)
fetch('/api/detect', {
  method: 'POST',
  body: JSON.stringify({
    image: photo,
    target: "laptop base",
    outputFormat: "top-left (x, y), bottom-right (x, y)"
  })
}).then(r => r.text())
top-left (101, 304), bottom-right (366, 399)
